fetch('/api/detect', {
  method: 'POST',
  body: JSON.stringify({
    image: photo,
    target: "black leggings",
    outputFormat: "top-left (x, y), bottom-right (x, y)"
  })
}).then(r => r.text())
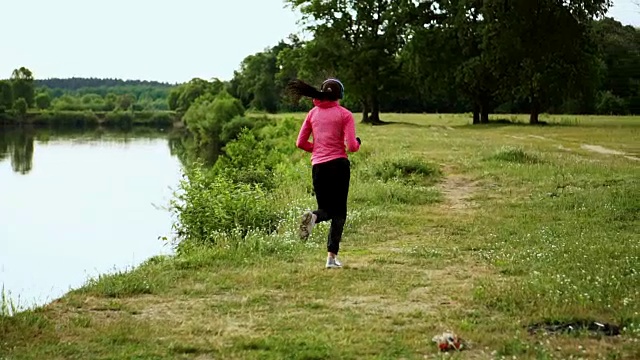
top-left (312, 157), bottom-right (351, 255)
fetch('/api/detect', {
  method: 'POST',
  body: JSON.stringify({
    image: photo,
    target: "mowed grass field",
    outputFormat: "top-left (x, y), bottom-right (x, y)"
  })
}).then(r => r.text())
top-left (2, 114), bottom-right (639, 359)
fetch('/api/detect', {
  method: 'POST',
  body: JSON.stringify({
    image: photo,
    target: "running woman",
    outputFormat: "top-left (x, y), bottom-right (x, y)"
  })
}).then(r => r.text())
top-left (286, 78), bottom-right (361, 269)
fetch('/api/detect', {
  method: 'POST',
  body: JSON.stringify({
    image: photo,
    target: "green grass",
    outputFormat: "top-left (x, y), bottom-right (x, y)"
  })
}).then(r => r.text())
top-left (488, 146), bottom-right (543, 164)
top-left (1, 113), bottom-right (639, 359)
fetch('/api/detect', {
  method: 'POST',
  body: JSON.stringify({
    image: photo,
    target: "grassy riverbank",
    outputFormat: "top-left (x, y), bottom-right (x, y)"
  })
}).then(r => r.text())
top-left (2, 114), bottom-right (639, 359)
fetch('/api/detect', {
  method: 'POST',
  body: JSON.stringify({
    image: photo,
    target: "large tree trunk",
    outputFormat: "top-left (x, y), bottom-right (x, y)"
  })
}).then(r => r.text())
top-left (473, 104), bottom-right (481, 124)
top-left (370, 96), bottom-right (381, 124)
top-left (481, 110), bottom-right (490, 124)
top-left (530, 97), bottom-right (540, 125)
top-left (362, 95), bottom-right (383, 125)
top-left (361, 99), bottom-right (370, 123)
top-left (480, 97), bottom-right (490, 123)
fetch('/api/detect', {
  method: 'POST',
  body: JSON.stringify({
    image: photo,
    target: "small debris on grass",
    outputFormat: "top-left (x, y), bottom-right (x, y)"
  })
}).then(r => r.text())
top-left (432, 332), bottom-right (466, 352)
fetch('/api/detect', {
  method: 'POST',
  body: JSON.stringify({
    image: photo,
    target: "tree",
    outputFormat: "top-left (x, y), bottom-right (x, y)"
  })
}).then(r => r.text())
top-left (593, 18), bottom-right (640, 114)
top-left (483, 0), bottom-right (610, 124)
top-left (229, 39), bottom-right (303, 113)
top-left (104, 93), bottom-right (118, 111)
top-left (118, 94), bottom-right (135, 111)
top-left (35, 92), bottom-right (51, 110)
top-left (230, 51), bottom-right (279, 113)
top-left (168, 78), bottom-right (224, 114)
top-left (405, 0), bottom-right (498, 124)
top-left (10, 67), bottom-right (35, 108)
top-left (182, 90), bottom-right (246, 165)
top-left (0, 80), bottom-right (13, 110)
top-left (286, 0), bottom-right (431, 124)
top-left (13, 97), bottom-right (28, 118)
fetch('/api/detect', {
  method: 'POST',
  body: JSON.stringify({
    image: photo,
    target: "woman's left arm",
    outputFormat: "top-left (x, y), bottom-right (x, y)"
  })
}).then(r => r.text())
top-left (296, 112), bottom-right (314, 152)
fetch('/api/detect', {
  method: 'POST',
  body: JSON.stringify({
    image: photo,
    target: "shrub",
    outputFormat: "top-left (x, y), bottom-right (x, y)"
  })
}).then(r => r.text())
top-left (489, 146), bottom-right (542, 164)
top-left (104, 111), bottom-right (133, 129)
top-left (366, 156), bottom-right (441, 185)
top-left (220, 116), bottom-right (270, 145)
top-left (170, 165), bottom-right (280, 247)
top-left (214, 128), bottom-right (280, 188)
top-left (149, 112), bottom-right (175, 127)
top-left (34, 110), bottom-right (100, 128)
top-left (350, 179), bottom-right (441, 206)
top-left (596, 91), bottom-right (629, 115)
top-left (12, 98), bottom-right (28, 118)
top-left (183, 90), bottom-right (245, 146)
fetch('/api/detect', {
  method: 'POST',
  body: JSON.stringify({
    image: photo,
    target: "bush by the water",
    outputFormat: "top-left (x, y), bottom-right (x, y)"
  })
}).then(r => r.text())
top-left (0, 109), bottom-right (175, 129)
top-left (220, 115), bottom-right (270, 145)
top-left (32, 110), bottom-right (100, 128)
top-left (183, 90), bottom-right (245, 147)
top-left (169, 117), bottom-right (303, 250)
top-left (170, 165), bottom-right (280, 247)
top-left (129, 111), bottom-right (175, 127)
top-left (103, 111), bottom-right (134, 128)
top-left (213, 129), bottom-right (280, 189)
top-left (102, 111), bottom-right (175, 128)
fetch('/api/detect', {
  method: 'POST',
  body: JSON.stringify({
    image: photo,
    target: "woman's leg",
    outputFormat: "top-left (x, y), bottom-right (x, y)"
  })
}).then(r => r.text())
top-left (301, 158), bottom-right (351, 266)
top-left (326, 158), bottom-right (350, 258)
top-left (299, 161), bottom-right (331, 240)
top-left (312, 162), bottom-right (331, 223)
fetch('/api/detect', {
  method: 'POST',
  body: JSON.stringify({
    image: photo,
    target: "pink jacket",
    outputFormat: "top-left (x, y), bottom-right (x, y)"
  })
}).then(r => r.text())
top-left (296, 99), bottom-right (360, 165)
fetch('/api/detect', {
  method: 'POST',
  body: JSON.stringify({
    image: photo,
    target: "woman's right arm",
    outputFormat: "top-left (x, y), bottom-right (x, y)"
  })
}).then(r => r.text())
top-left (343, 111), bottom-right (360, 153)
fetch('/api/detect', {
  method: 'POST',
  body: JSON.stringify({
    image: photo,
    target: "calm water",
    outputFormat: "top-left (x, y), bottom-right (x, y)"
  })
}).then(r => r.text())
top-left (0, 127), bottom-right (183, 310)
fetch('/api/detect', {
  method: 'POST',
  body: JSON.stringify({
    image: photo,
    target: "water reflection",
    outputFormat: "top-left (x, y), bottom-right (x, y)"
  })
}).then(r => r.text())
top-left (166, 132), bottom-right (220, 169)
top-left (0, 126), bottom-right (186, 311)
top-left (0, 126), bottom-right (191, 174)
top-left (0, 128), bottom-right (35, 175)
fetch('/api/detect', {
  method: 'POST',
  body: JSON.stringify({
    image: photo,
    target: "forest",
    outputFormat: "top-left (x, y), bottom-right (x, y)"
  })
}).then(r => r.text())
top-left (166, 9), bottom-right (640, 126)
top-left (222, 5), bottom-right (640, 124)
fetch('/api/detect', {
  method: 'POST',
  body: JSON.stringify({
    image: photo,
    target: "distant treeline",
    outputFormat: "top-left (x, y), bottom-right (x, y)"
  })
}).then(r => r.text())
top-left (36, 78), bottom-right (173, 112)
top-left (35, 78), bottom-right (174, 90)
top-left (0, 69), bottom-right (177, 126)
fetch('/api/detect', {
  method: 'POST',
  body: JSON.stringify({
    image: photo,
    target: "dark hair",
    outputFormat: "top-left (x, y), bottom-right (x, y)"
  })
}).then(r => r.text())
top-left (286, 78), bottom-right (344, 102)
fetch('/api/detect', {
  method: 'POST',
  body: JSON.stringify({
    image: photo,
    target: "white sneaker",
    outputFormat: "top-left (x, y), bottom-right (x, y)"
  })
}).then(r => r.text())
top-left (298, 211), bottom-right (316, 240)
top-left (326, 256), bottom-right (342, 269)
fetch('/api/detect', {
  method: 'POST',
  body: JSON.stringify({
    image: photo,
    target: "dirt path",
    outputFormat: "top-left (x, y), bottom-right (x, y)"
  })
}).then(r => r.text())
top-left (581, 144), bottom-right (626, 155)
top-left (437, 174), bottom-right (479, 212)
top-left (581, 144), bottom-right (640, 161)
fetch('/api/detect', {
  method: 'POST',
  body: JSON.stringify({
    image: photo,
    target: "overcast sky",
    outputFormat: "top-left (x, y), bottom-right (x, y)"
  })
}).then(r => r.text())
top-left (1, 0), bottom-right (638, 83)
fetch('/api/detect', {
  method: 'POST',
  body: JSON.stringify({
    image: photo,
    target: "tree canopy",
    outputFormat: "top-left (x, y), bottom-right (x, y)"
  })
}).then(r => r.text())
top-left (222, 1), bottom-right (636, 124)
top-left (283, 0), bottom-right (431, 124)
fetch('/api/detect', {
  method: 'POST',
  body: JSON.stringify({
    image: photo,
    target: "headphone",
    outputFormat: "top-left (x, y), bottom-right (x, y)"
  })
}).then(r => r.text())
top-left (322, 78), bottom-right (345, 99)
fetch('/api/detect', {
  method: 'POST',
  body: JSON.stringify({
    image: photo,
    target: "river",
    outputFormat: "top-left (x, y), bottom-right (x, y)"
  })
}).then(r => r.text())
top-left (0, 127), bottom-right (183, 312)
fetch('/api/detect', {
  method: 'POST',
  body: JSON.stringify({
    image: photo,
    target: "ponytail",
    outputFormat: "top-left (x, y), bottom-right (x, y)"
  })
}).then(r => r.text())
top-left (286, 79), bottom-right (338, 102)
